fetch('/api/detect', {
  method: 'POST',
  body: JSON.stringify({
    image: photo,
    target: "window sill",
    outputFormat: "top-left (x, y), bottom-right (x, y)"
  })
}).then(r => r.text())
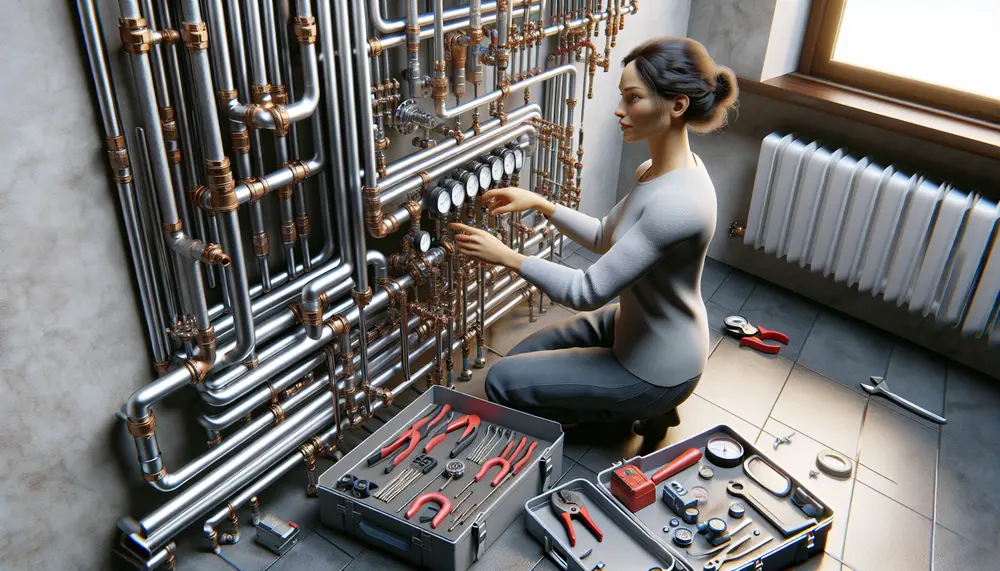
top-left (738, 73), bottom-right (1000, 161)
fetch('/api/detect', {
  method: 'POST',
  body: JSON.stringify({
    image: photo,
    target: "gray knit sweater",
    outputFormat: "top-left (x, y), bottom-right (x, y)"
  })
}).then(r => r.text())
top-left (519, 157), bottom-right (717, 387)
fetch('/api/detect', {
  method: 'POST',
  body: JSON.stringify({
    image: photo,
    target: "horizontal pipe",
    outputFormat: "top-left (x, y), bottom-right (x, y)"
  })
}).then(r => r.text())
top-left (375, 3), bottom-right (542, 50)
top-left (368, 0), bottom-right (535, 33)
top-left (436, 63), bottom-right (576, 118)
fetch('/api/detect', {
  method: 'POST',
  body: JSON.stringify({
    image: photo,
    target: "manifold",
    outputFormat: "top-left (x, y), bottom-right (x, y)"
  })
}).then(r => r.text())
top-left (75, 0), bottom-right (639, 567)
top-left (740, 132), bottom-right (1000, 345)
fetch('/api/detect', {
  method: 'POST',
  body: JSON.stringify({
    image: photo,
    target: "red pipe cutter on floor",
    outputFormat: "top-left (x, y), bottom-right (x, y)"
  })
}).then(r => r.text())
top-left (724, 315), bottom-right (790, 355)
top-left (551, 489), bottom-right (602, 547)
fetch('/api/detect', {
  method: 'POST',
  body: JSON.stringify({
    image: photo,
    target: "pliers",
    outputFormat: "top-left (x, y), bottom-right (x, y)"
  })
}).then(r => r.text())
top-left (424, 413), bottom-right (481, 455)
top-left (550, 489), bottom-right (603, 547)
top-left (366, 404), bottom-right (452, 473)
top-left (724, 315), bottom-right (790, 355)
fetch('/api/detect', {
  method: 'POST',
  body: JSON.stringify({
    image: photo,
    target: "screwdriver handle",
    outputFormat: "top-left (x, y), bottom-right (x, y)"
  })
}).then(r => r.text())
top-left (650, 447), bottom-right (703, 484)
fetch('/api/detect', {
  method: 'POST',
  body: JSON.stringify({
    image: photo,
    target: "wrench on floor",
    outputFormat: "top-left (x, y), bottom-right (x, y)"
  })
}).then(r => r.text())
top-left (861, 376), bottom-right (947, 425)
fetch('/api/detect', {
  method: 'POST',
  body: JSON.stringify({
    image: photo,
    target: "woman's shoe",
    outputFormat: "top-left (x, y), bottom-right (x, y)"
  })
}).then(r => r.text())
top-left (632, 408), bottom-right (681, 441)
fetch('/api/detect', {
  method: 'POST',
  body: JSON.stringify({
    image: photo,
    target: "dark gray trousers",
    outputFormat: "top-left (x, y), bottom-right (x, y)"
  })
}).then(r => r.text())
top-left (484, 305), bottom-right (699, 424)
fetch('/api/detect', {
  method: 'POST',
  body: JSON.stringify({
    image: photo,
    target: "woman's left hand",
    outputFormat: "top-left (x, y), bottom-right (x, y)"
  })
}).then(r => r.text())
top-left (449, 222), bottom-right (525, 269)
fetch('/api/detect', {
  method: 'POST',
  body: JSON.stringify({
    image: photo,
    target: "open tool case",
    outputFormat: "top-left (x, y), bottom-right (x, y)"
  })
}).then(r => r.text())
top-left (528, 425), bottom-right (834, 571)
top-left (318, 386), bottom-right (564, 571)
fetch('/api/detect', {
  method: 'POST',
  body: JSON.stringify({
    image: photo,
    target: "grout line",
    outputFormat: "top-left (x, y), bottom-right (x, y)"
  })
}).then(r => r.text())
top-left (793, 307), bottom-right (821, 365)
top-left (929, 368), bottom-right (948, 571)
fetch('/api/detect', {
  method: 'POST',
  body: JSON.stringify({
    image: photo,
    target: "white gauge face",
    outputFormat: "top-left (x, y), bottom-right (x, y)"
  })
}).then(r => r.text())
top-left (417, 232), bottom-right (432, 252)
top-left (464, 175), bottom-right (479, 198)
top-left (477, 167), bottom-right (492, 190)
top-left (513, 148), bottom-right (524, 171)
top-left (434, 189), bottom-right (451, 214)
top-left (490, 159), bottom-right (503, 181)
top-left (502, 152), bottom-right (516, 175)
top-left (450, 183), bottom-right (465, 207)
top-left (706, 437), bottom-right (744, 462)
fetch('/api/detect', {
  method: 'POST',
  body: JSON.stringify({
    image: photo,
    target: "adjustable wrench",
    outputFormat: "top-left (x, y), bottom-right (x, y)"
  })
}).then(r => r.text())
top-left (861, 376), bottom-right (947, 425)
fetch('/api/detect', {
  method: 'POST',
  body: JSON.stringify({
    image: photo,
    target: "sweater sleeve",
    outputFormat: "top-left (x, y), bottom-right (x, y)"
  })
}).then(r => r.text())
top-left (548, 202), bottom-right (623, 255)
top-left (520, 199), bottom-right (703, 311)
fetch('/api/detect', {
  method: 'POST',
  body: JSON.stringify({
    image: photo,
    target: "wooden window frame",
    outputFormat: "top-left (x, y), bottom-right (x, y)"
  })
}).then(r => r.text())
top-left (799, 0), bottom-right (1000, 124)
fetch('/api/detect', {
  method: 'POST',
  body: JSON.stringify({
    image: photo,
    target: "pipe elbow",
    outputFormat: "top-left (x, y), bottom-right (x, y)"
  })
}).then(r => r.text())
top-left (366, 249), bottom-right (388, 281)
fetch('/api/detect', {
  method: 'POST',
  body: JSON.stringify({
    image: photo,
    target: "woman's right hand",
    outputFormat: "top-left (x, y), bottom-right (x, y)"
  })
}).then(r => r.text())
top-left (482, 187), bottom-right (555, 217)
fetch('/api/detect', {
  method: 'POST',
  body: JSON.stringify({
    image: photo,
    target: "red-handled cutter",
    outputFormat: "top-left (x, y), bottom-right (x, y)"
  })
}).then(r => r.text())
top-left (551, 489), bottom-right (603, 547)
top-left (366, 404), bottom-right (452, 473)
top-left (724, 315), bottom-right (790, 355)
top-left (424, 413), bottom-right (480, 454)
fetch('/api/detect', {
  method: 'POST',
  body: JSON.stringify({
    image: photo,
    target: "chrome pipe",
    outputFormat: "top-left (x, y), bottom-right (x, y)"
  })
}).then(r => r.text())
top-left (368, 0), bottom-right (534, 33)
top-left (375, 3), bottom-right (543, 50)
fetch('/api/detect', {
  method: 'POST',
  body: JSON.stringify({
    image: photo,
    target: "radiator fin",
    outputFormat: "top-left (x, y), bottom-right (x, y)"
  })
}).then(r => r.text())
top-left (744, 133), bottom-right (1000, 345)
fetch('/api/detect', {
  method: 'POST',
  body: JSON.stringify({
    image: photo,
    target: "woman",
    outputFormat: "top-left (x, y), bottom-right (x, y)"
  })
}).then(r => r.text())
top-left (450, 37), bottom-right (737, 441)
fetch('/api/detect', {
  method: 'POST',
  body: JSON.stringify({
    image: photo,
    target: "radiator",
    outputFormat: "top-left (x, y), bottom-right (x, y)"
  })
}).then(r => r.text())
top-left (743, 132), bottom-right (1000, 345)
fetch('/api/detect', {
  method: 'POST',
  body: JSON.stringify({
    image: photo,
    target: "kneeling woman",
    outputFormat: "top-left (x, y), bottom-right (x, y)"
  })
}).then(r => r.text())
top-left (451, 37), bottom-right (737, 441)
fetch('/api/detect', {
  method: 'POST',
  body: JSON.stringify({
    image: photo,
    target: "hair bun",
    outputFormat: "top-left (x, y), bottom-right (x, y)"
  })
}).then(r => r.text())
top-left (715, 70), bottom-right (733, 98)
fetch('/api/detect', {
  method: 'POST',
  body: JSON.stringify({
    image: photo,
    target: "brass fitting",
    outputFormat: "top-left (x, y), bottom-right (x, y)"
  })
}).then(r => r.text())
top-left (217, 89), bottom-right (238, 105)
top-left (363, 185), bottom-right (386, 237)
top-left (119, 18), bottom-right (153, 54)
top-left (277, 185), bottom-right (294, 201)
top-left (294, 16), bottom-right (317, 44)
top-left (268, 402), bottom-right (286, 424)
top-left (206, 158), bottom-right (237, 212)
top-left (267, 105), bottom-right (291, 137)
top-left (324, 314), bottom-right (351, 338)
top-left (401, 201), bottom-right (422, 222)
top-left (295, 212), bottom-right (311, 236)
top-left (243, 356), bottom-right (259, 370)
top-left (156, 29), bottom-right (180, 45)
top-left (162, 220), bottom-right (183, 233)
top-left (160, 106), bottom-right (178, 141)
top-left (250, 84), bottom-right (271, 105)
top-left (281, 220), bottom-right (297, 244)
top-left (269, 84), bottom-right (288, 106)
top-left (352, 286), bottom-right (373, 310)
top-left (368, 37), bottom-right (384, 57)
top-left (181, 22), bottom-right (209, 51)
top-left (285, 160), bottom-right (311, 184)
top-left (374, 386), bottom-right (393, 408)
top-left (106, 135), bottom-right (132, 183)
top-left (143, 467), bottom-right (167, 483)
top-left (469, 24), bottom-right (484, 44)
top-left (252, 231), bottom-right (269, 255)
top-left (231, 128), bottom-right (251, 155)
top-left (153, 360), bottom-right (170, 375)
top-left (126, 413), bottom-right (156, 438)
top-left (201, 243), bottom-right (231, 266)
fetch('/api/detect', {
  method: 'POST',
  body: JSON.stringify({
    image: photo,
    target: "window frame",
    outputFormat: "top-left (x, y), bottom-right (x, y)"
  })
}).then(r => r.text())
top-left (799, 0), bottom-right (1000, 124)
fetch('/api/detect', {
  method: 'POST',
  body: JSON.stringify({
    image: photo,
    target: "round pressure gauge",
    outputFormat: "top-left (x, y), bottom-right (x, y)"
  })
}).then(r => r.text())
top-left (441, 178), bottom-right (465, 208)
top-left (429, 186), bottom-right (451, 216)
top-left (705, 437), bottom-right (745, 469)
top-left (482, 154), bottom-right (504, 182)
top-left (453, 169), bottom-right (480, 198)
top-left (506, 142), bottom-right (525, 171)
top-left (467, 161), bottom-right (493, 191)
top-left (413, 230), bottom-right (432, 253)
top-left (493, 148), bottom-right (516, 176)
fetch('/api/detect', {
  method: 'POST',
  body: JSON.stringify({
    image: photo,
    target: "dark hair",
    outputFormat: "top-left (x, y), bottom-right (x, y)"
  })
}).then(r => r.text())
top-left (622, 37), bottom-right (739, 133)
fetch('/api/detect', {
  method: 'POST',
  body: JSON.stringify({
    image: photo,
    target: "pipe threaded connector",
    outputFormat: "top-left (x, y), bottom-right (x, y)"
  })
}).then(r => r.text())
top-left (294, 16), bottom-right (317, 44)
top-left (206, 158), bottom-right (237, 212)
top-left (200, 243), bottom-right (231, 266)
top-left (181, 22), bottom-right (208, 51)
top-left (119, 18), bottom-right (152, 54)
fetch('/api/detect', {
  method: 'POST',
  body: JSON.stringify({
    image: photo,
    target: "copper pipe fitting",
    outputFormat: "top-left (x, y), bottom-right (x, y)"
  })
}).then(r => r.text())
top-left (182, 358), bottom-right (213, 383)
top-left (401, 201), bottom-right (422, 221)
top-left (250, 84), bottom-right (271, 105)
top-left (127, 413), bottom-right (157, 438)
top-left (368, 37), bottom-right (384, 57)
top-left (230, 129), bottom-right (250, 154)
top-left (162, 220), bottom-right (183, 233)
top-left (206, 158), bottom-right (237, 212)
top-left (153, 360), bottom-right (170, 375)
top-left (268, 403), bottom-right (286, 424)
top-left (252, 231), bottom-right (269, 255)
top-left (324, 314), bottom-right (350, 338)
top-left (352, 287), bottom-right (373, 310)
top-left (181, 22), bottom-right (208, 51)
top-left (267, 105), bottom-right (291, 137)
top-left (166, 149), bottom-right (182, 165)
top-left (201, 243), bottom-right (231, 267)
top-left (295, 212), bottom-right (311, 236)
top-left (156, 28), bottom-right (180, 45)
top-left (269, 84), bottom-right (288, 106)
top-left (277, 185), bottom-right (294, 201)
top-left (281, 220), bottom-right (297, 244)
top-left (243, 177), bottom-right (270, 202)
top-left (302, 292), bottom-right (326, 328)
top-left (285, 160), bottom-right (311, 184)
top-left (217, 89), bottom-right (238, 104)
top-left (243, 356), bottom-right (259, 370)
top-left (294, 16), bottom-right (317, 44)
top-left (119, 18), bottom-right (153, 54)
top-left (143, 467), bottom-right (167, 483)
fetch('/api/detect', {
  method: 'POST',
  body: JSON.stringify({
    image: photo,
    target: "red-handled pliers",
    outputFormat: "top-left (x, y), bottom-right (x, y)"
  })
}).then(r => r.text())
top-left (424, 413), bottom-right (480, 454)
top-left (404, 492), bottom-right (452, 529)
top-left (551, 489), bottom-right (603, 547)
top-left (366, 404), bottom-right (451, 472)
top-left (724, 315), bottom-right (790, 355)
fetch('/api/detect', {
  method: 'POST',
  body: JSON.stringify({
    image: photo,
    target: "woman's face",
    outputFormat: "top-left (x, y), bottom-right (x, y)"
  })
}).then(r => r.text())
top-left (614, 61), bottom-right (684, 143)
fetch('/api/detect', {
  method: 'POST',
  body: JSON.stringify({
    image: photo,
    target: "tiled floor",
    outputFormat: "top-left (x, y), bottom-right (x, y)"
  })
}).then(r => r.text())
top-left (171, 251), bottom-right (1000, 571)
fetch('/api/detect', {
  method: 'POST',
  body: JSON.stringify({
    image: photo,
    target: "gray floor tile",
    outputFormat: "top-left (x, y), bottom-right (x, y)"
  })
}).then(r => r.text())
top-left (876, 341), bottom-right (947, 429)
top-left (708, 269), bottom-right (757, 311)
top-left (556, 460), bottom-right (597, 485)
top-left (933, 523), bottom-right (998, 571)
top-left (694, 337), bottom-right (795, 427)
top-left (701, 257), bottom-right (731, 301)
top-left (943, 364), bottom-right (1000, 452)
top-left (483, 302), bottom-right (576, 356)
top-left (757, 419), bottom-right (857, 560)
top-left (266, 531), bottom-right (352, 571)
top-left (341, 546), bottom-right (419, 571)
top-left (561, 428), bottom-right (592, 462)
top-left (313, 524), bottom-right (368, 558)
top-left (770, 366), bottom-right (867, 457)
top-left (174, 533), bottom-right (281, 571)
top-left (796, 311), bottom-right (892, 393)
top-left (855, 402), bottom-right (938, 518)
top-left (936, 435), bottom-right (1000, 553)
top-left (735, 282), bottom-right (820, 361)
top-left (468, 514), bottom-right (545, 571)
top-left (575, 394), bottom-right (759, 475)
top-left (842, 482), bottom-right (931, 571)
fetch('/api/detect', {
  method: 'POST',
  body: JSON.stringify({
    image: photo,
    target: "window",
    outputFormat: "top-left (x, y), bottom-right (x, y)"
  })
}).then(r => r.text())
top-left (800, 0), bottom-right (1000, 123)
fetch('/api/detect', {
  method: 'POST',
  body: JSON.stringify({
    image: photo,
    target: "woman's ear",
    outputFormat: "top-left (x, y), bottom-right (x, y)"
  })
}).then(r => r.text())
top-left (671, 94), bottom-right (689, 118)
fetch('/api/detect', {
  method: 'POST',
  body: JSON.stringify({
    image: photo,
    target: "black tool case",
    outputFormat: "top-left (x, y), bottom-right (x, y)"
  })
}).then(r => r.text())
top-left (318, 386), bottom-right (565, 571)
top-left (528, 424), bottom-right (834, 571)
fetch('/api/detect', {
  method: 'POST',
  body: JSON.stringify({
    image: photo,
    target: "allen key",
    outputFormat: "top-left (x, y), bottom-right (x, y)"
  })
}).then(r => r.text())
top-left (467, 425), bottom-right (497, 463)
top-left (479, 429), bottom-right (513, 464)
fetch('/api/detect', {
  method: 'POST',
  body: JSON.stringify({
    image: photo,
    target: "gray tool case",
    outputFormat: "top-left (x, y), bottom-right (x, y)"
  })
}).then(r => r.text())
top-left (527, 424), bottom-right (835, 571)
top-left (318, 386), bottom-right (565, 571)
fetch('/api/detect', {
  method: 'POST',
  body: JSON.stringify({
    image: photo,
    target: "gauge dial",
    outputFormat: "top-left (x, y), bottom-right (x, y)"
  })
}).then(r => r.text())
top-left (462, 172), bottom-right (479, 197)
top-left (413, 231), bottom-right (432, 253)
top-left (442, 179), bottom-right (465, 208)
top-left (483, 155), bottom-right (504, 181)
top-left (511, 146), bottom-right (524, 171)
top-left (705, 437), bottom-right (745, 469)
top-left (500, 150), bottom-right (516, 176)
top-left (430, 186), bottom-right (451, 216)
top-left (467, 161), bottom-right (492, 191)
